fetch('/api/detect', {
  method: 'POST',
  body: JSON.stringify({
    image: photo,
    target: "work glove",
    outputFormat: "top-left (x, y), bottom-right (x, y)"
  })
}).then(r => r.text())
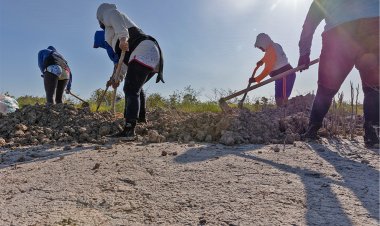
top-left (106, 79), bottom-right (120, 89)
top-left (112, 81), bottom-right (120, 89)
top-left (298, 54), bottom-right (310, 72)
top-left (156, 73), bottom-right (165, 83)
top-left (106, 79), bottom-right (112, 87)
top-left (256, 60), bottom-right (264, 67)
top-left (248, 77), bottom-right (257, 84)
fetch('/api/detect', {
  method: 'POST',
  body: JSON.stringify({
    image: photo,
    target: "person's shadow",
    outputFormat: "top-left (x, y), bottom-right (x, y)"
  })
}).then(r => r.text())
top-left (174, 143), bottom-right (379, 225)
top-left (308, 142), bottom-right (379, 224)
top-left (0, 144), bottom-right (100, 170)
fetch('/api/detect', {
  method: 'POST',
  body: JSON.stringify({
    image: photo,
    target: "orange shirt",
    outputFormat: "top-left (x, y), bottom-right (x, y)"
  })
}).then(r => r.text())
top-left (255, 44), bottom-right (277, 83)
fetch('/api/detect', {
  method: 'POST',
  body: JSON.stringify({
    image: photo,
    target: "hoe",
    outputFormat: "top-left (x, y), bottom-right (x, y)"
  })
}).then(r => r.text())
top-left (96, 51), bottom-right (126, 113)
top-left (219, 59), bottom-right (320, 113)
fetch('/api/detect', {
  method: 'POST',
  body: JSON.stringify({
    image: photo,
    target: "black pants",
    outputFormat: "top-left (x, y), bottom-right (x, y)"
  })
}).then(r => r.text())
top-left (43, 72), bottom-right (68, 104)
top-left (309, 85), bottom-right (380, 128)
top-left (123, 62), bottom-right (154, 122)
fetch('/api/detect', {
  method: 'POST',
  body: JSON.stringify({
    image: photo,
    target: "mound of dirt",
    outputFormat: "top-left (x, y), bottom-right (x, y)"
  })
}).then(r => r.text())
top-left (0, 104), bottom-right (121, 147)
top-left (0, 94), bottom-right (362, 147)
top-left (140, 94), bottom-right (315, 145)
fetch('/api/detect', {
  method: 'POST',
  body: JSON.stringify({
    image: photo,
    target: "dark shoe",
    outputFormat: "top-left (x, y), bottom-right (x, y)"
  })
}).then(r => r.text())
top-left (137, 118), bottom-right (147, 124)
top-left (301, 123), bottom-right (322, 140)
top-left (110, 122), bottom-right (137, 141)
top-left (364, 122), bottom-right (379, 148)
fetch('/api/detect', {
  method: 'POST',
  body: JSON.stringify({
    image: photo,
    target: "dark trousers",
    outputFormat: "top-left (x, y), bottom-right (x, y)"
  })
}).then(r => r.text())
top-left (123, 62), bottom-right (154, 122)
top-left (310, 18), bottom-right (379, 126)
top-left (43, 72), bottom-right (68, 104)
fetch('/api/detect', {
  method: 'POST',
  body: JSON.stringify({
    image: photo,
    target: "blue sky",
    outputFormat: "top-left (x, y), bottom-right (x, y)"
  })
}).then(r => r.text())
top-left (0, 0), bottom-right (363, 101)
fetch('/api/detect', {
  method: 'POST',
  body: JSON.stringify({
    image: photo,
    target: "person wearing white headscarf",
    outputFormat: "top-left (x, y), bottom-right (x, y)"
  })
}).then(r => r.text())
top-left (96, 3), bottom-right (164, 140)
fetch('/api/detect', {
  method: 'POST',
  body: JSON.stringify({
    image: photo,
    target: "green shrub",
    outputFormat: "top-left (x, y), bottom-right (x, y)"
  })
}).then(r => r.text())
top-left (146, 93), bottom-right (168, 109)
top-left (17, 95), bottom-right (46, 108)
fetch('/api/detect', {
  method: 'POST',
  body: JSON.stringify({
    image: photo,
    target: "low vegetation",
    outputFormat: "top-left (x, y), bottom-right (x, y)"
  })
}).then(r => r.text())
top-left (7, 84), bottom-right (362, 117)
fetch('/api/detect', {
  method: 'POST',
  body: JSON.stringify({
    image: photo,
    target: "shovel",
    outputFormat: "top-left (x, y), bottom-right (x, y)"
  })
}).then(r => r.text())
top-left (96, 50), bottom-right (126, 112)
top-left (68, 91), bottom-right (90, 108)
top-left (238, 65), bottom-right (260, 109)
top-left (219, 59), bottom-right (320, 113)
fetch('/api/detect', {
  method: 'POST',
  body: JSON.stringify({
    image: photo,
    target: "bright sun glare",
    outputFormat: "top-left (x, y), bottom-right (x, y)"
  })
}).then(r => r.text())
top-left (223, 0), bottom-right (302, 13)
top-left (271, 0), bottom-right (301, 11)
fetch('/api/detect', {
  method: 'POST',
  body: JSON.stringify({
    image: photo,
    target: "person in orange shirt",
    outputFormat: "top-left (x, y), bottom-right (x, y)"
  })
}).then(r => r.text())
top-left (249, 33), bottom-right (296, 107)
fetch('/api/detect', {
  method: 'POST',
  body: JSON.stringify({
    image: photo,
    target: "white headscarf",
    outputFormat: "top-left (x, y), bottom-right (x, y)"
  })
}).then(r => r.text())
top-left (254, 33), bottom-right (273, 51)
top-left (96, 3), bottom-right (117, 23)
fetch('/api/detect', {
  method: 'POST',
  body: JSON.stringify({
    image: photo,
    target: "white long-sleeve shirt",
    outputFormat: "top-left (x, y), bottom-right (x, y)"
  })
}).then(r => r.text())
top-left (96, 3), bottom-right (160, 71)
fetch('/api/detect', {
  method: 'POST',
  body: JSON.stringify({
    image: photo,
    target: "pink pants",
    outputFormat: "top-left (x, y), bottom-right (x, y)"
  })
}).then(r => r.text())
top-left (318, 17), bottom-right (379, 90)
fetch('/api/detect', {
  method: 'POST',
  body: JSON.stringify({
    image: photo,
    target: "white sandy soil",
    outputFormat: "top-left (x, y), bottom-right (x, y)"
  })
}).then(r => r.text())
top-left (0, 138), bottom-right (379, 225)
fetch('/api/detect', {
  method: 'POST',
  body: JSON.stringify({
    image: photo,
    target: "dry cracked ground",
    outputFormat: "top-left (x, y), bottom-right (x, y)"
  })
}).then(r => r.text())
top-left (0, 138), bottom-right (379, 226)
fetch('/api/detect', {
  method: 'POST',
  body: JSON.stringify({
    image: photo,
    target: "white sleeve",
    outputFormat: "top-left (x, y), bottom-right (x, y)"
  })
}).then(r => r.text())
top-left (274, 44), bottom-right (289, 69)
top-left (108, 9), bottom-right (130, 41)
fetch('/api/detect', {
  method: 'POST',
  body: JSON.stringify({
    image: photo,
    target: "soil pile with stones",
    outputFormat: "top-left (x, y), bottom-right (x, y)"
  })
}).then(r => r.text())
top-left (0, 94), bottom-right (362, 147)
top-left (0, 104), bottom-right (121, 147)
top-left (142, 94), bottom-right (315, 145)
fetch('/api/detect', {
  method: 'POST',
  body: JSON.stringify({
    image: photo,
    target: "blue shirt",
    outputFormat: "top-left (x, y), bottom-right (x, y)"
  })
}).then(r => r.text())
top-left (94, 30), bottom-right (119, 64)
top-left (37, 48), bottom-right (73, 90)
top-left (38, 49), bottom-right (53, 73)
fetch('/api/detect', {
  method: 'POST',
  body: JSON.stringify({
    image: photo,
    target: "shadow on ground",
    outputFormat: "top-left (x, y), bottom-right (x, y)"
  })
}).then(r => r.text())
top-left (174, 142), bottom-right (379, 225)
top-left (0, 144), bottom-right (101, 170)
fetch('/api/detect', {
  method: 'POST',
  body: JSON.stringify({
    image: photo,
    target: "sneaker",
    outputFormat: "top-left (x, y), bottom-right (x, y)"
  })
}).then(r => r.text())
top-left (301, 123), bottom-right (322, 140)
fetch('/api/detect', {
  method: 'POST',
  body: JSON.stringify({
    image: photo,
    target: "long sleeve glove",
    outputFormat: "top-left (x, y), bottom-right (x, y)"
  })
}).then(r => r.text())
top-left (249, 77), bottom-right (257, 84)
top-left (297, 54), bottom-right (311, 72)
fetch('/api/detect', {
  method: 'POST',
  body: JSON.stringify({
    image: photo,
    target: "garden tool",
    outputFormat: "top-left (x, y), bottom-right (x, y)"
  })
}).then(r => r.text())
top-left (68, 91), bottom-right (90, 108)
top-left (219, 59), bottom-right (320, 113)
top-left (96, 50), bottom-right (126, 112)
top-left (238, 65), bottom-right (260, 109)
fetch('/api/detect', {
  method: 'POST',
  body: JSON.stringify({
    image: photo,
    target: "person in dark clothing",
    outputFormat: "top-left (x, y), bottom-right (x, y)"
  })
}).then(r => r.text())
top-left (38, 46), bottom-right (73, 105)
top-left (298, 0), bottom-right (379, 148)
top-left (96, 3), bottom-right (164, 140)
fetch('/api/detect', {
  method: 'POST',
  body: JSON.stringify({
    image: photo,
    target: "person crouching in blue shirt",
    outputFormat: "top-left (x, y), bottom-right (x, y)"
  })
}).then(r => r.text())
top-left (38, 46), bottom-right (73, 105)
